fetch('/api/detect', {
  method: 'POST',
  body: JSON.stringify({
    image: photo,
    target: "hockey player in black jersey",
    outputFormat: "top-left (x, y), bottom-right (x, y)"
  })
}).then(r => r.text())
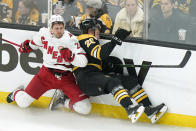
top-left (72, 18), bottom-right (145, 123)
top-left (73, 18), bottom-right (168, 124)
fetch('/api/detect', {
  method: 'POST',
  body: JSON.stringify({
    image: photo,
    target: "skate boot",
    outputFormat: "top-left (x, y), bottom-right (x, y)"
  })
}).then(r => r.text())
top-left (144, 103), bottom-right (168, 124)
top-left (125, 104), bottom-right (145, 123)
top-left (49, 90), bottom-right (68, 110)
top-left (6, 85), bottom-right (24, 103)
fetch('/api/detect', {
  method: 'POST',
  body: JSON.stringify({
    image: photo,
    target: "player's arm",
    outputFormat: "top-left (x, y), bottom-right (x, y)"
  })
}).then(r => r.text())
top-left (30, 28), bottom-right (46, 50)
top-left (87, 37), bottom-right (115, 60)
top-left (19, 28), bottom-right (44, 53)
top-left (60, 36), bottom-right (87, 67)
top-left (86, 28), bottom-right (131, 60)
top-left (69, 38), bottom-right (88, 67)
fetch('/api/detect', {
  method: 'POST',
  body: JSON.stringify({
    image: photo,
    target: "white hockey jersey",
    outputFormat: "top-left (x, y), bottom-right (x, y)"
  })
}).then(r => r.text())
top-left (29, 27), bottom-right (87, 71)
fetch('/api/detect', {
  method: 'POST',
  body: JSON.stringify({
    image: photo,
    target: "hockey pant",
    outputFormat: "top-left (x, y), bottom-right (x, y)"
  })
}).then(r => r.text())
top-left (14, 66), bottom-right (91, 114)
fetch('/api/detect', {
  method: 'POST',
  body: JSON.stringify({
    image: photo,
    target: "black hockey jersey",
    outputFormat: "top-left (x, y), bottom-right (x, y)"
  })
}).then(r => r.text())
top-left (73, 34), bottom-right (116, 72)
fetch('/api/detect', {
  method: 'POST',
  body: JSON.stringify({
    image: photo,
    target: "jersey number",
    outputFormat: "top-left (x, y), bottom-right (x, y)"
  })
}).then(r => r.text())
top-left (85, 38), bottom-right (95, 48)
top-left (75, 43), bottom-right (80, 49)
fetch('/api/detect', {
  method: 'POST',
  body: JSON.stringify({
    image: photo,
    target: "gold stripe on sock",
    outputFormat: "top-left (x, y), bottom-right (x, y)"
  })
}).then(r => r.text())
top-left (118, 94), bottom-right (130, 103)
top-left (114, 89), bottom-right (126, 100)
top-left (136, 94), bottom-right (148, 103)
top-left (132, 89), bottom-right (144, 98)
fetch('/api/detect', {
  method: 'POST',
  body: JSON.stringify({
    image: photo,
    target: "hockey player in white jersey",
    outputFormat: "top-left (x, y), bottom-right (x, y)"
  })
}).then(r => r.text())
top-left (6, 15), bottom-right (91, 115)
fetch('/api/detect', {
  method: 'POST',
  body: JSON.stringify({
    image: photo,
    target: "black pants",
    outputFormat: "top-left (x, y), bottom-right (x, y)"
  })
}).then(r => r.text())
top-left (109, 74), bottom-right (139, 92)
top-left (74, 69), bottom-right (122, 96)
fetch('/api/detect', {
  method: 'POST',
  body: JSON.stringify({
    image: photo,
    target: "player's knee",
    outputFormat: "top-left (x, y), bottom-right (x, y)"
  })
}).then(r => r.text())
top-left (73, 98), bottom-right (92, 115)
top-left (15, 91), bottom-right (35, 108)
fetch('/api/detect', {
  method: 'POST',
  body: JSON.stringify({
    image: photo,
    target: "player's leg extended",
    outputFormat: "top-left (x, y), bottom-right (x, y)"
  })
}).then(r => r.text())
top-left (6, 66), bottom-right (54, 108)
top-left (118, 75), bottom-right (168, 124)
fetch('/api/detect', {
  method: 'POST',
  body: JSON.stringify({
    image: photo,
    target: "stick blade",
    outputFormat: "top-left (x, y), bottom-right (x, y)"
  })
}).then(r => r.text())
top-left (179, 50), bottom-right (191, 67)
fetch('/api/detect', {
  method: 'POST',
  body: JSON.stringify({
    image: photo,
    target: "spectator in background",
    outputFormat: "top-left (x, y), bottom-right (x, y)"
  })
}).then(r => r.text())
top-left (149, 0), bottom-right (191, 43)
top-left (112, 0), bottom-right (144, 38)
top-left (80, 0), bottom-right (112, 34)
top-left (53, 0), bottom-right (86, 28)
top-left (151, 0), bottom-right (192, 14)
top-left (119, 0), bottom-right (144, 8)
top-left (175, 0), bottom-right (191, 14)
top-left (0, 0), bottom-right (12, 23)
top-left (15, 0), bottom-right (40, 25)
top-left (1, 0), bottom-right (13, 8)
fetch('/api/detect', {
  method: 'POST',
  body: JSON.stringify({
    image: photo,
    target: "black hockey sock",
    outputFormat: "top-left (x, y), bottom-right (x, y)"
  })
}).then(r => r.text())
top-left (111, 86), bottom-right (133, 108)
top-left (130, 84), bottom-right (152, 107)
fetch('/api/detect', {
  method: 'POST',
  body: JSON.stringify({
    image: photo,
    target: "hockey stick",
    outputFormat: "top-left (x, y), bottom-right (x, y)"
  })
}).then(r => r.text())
top-left (1, 38), bottom-right (21, 47)
top-left (1, 38), bottom-right (43, 48)
top-left (117, 50), bottom-right (191, 68)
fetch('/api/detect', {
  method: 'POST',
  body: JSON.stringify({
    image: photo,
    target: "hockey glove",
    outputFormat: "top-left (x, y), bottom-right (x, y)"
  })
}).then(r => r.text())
top-left (19, 40), bottom-right (32, 53)
top-left (111, 28), bottom-right (131, 45)
top-left (60, 48), bottom-right (75, 63)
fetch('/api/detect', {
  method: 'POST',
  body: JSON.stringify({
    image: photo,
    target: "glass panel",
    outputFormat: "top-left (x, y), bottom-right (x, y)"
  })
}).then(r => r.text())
top-left (1, 0), bottom-right (196, 47)
top-left (0, 0), bottom-right (49, 26)
top-left (110, 0), bottom-right (145, 38)
top-left (148, 0), bottom-right (196, 45)
top-left (52, 0), bottom-right (87, 30)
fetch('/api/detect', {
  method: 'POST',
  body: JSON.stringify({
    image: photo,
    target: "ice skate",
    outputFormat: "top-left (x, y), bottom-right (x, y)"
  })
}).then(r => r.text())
top-left (144, 103), bottom-right (168, 124)
top-left (49, 90), bottom-right (68, 110)
top-left (6, 85), bottom-right (24, 103)
top-left (125, 104), bottom-right (145, 123)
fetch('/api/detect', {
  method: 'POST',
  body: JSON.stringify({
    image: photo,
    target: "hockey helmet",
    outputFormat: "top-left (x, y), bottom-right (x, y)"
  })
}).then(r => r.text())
top-left (48, 15), bottom-right (65, 28)
top-left (80, 19), bottom-right (100, 34)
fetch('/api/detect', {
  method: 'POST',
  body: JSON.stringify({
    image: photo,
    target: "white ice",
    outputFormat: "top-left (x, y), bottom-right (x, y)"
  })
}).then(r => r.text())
top-left (0, 104), bottom-right (195, 131)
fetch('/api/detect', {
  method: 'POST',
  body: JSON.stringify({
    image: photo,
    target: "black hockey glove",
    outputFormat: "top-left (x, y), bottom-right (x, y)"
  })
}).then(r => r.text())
top-left (111, 28), bottom-right (131, 45)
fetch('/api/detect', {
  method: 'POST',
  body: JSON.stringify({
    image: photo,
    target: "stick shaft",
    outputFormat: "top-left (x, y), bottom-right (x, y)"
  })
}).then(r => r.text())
top-left (1, 38), bottom-right (43, 48)
top-left (118, 50), bottom-right (191, 68)
top-left (2, 38), bottom-right (21, 47)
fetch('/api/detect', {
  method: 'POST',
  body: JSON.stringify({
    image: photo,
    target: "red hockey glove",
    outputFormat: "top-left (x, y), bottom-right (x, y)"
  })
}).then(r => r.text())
top-left (60, 48), bottom-right (75, 63)
top-left (19, 40), bottom-right (32, 53)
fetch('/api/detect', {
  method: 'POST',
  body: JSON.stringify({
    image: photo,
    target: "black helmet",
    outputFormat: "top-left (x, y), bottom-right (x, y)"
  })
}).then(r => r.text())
top-left (80, 19), bottom-right (100, 34)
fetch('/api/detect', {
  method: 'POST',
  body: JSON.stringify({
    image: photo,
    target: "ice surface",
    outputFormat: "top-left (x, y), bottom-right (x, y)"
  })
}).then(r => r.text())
top-left (0, 104), bottom-right (195, 131)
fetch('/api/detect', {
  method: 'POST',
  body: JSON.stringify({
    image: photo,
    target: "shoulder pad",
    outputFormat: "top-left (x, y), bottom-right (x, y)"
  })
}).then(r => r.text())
top-left (77, 34), bottom-right (97, 41)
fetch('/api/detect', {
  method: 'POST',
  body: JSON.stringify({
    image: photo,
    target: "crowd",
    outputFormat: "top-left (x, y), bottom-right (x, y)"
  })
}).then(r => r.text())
top-left (0, 0), bottom-right (196, 42)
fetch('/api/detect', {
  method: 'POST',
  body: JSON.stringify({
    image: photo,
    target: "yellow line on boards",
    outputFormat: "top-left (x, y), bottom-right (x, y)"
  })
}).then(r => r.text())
top-left (0, 92), bottom-right (196, 128)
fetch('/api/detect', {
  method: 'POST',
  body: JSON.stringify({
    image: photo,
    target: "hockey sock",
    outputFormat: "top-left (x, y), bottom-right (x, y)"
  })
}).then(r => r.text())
top-left (111, 85), bottom-right (133, 108)
top-left (130, 84), bottom-right (152, 107)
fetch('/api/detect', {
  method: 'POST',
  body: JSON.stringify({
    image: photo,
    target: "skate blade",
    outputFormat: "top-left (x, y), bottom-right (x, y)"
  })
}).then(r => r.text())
top-left (130, 106), bottom-right (145, 124)
top-left (151, 105), bottom-right (168, 124)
